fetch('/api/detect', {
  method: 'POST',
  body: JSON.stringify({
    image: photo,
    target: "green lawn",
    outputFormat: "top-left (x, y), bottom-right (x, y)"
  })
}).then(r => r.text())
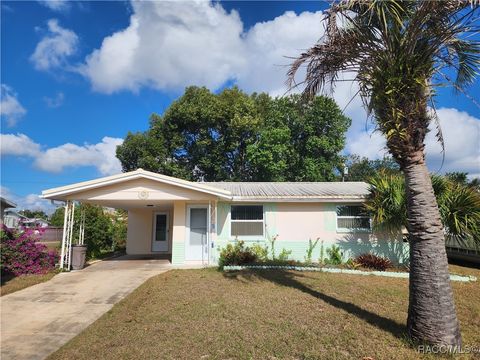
top-left (1, 271), bottom-right (58, 296)
top-left (48, 264), bottom-right (479, 360)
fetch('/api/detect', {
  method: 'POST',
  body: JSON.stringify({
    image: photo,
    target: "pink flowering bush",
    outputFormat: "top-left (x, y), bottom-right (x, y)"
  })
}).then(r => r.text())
top-left (0, 225), bottom-right (58, 276)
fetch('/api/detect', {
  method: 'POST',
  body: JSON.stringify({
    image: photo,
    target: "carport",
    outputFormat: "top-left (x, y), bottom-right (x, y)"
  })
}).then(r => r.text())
top-left (41, 168), bottom-right (232, 269)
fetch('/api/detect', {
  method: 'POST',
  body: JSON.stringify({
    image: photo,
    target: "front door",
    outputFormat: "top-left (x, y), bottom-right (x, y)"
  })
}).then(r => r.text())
top-left (186, 206), bottom-right (208, 261)
top-left (152, 212), bottom-right (169, 252)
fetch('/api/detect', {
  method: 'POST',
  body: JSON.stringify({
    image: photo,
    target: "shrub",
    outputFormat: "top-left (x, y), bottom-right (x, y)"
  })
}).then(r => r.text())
top-left (250, 243), bottom-right (268, 261)
top-left (49, 204), bottom-right (117, 259)
top-left (305, 238), bottom-right (320, 264)
top-left (218, 241), bottom-right (257, 269)
top-left (325, 245), bottom-right (343, 265)
top-left (355, 253), bottom-right (392, 271)
top-left (277, 248), bottom-right (292, 261)
top-left (267, 233), bottom-right (279, 260)
top-left (345, 258), bottom-right (361, 270)
top-left (1, 225), bottom-right (58, 276)
top-left (319, 240), bottom-right (325, 265)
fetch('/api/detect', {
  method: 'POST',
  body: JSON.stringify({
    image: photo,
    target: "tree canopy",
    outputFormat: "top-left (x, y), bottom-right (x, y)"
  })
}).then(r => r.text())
top-left (345, 154), bottom-right (400, 182)
top-left (116, 86), bottom-right (351, 182)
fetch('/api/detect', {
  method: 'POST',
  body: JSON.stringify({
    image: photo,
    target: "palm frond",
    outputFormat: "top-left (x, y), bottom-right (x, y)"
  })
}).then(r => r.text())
top-left (365, 171), bottom-right (406, 232)
top-left (367, 172), bottom-right (480, 246)
top-left (287, 0), bottom-right (479, 166)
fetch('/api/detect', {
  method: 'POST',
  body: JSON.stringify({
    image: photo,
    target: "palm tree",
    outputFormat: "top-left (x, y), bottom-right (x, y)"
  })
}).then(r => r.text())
top-left (288, 0), bottom-right (480, 347)
top-left (365, 172), bottom-right (480, 245)
top-left (431, 175), bottom-right (480, 246)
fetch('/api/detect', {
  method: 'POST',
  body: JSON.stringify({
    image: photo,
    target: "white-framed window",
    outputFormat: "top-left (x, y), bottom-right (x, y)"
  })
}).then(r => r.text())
top-left (230, 205), bottom-right (264, 238)
top-left (336, 205), bottom-right (371, 232)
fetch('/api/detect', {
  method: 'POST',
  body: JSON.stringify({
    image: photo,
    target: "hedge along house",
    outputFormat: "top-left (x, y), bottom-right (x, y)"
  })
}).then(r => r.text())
top-left (41, 168), bottom-right (409, 268)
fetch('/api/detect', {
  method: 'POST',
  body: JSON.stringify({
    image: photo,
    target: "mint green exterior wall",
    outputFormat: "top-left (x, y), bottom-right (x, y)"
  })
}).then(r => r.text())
top-left (171, 241), bottom-right (185, 265)
top-left (323, 204), bottom-right (337, 232)
top-left (213, 202), bottom-right (409, 265)
top-left (217, 202), bottom-right (230, 241)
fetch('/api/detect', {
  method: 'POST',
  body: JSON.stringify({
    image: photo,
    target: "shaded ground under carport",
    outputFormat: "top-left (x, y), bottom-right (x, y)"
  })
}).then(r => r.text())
top-left (1, 256), bottom-right (171, 360)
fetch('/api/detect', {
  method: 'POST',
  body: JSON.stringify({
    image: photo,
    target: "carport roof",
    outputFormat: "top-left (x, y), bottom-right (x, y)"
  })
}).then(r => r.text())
top-left (41, 168), bottom-right (232, 200)
top-left (41, 169), bottom-right (370, 202)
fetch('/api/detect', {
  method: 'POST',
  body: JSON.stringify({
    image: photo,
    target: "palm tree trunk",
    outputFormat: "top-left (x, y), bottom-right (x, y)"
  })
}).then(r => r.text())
top-left (404, 154), bottom-right (462, 347)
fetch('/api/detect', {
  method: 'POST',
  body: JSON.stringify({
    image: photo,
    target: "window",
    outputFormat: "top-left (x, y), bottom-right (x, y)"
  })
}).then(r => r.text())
top-left (231, 205), bottom-right (264, 237)
top-left (336, 205), bottom-right (371, 231)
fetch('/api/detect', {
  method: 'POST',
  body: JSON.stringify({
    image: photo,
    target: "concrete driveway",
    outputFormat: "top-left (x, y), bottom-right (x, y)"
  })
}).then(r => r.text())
top-left (1, 256), bottom-right (171, 360)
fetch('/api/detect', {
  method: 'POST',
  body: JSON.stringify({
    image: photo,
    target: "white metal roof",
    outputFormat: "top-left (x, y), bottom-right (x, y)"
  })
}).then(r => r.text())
top-left (204, 181), bottom-right (370, 201)
top-left (41, 169), bottom-right (369, 202)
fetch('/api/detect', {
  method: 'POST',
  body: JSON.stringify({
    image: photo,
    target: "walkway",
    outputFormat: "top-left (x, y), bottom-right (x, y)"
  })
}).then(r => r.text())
top-left (1, 256), bottom-right (170, 360)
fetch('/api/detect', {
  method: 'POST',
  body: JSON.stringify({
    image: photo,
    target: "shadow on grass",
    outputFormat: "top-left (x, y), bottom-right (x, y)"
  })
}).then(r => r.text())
top-left (224, 269), bottom-right (406, 339)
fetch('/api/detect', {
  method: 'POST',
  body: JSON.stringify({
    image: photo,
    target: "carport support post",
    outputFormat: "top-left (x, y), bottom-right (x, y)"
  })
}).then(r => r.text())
top-left (59, 201), bottom-right (69, 269)
top-left (209, 201), bottom-right (217, 264)
top-left (66, 202), bottom-right (75, 270)
top-left (78, 207), bottom-right (85, 246)
top-left (59, 200), bottom-right (75, 270)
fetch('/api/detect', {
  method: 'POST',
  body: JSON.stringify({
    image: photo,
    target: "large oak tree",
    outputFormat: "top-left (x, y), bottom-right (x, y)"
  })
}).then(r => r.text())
top-left (117, 86), bottom-right (351, 182)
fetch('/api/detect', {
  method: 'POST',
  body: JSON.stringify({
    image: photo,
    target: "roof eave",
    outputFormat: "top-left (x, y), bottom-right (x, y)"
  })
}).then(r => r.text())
top-left (0, 197), bottom-right (17, 208)
top-left (41, 170), bottom-right (232, 201)
top-left (230, 196), bottom-right (367, 203)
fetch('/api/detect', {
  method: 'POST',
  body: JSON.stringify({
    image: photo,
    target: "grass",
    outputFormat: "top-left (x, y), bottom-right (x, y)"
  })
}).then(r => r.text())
top-left (1, 271), bottom-right (58, 296)
top-left (48, 264), bottom-right (480, 360)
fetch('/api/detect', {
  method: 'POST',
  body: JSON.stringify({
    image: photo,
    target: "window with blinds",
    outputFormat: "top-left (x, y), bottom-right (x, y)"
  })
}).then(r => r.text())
top-left (336, 205), bottom-right (371, 231)
top-left (230, 205), bottom-right (264, 237)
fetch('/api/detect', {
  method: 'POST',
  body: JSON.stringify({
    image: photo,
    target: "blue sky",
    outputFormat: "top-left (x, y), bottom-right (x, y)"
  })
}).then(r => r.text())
top-left (1, 0), bottom-right (479, 213)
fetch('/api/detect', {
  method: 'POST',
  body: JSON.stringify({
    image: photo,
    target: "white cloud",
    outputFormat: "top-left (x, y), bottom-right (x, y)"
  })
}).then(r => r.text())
top-left (1, 84), bottom-right (27, 127)
top-left (30, 19), bottom-right (78, 71)
top-left (0, 133), bottom-right (41, 157)
top-left (238, 10), bottom-right (324, 95)
top-left (80, 1), bottom-right (245, 93)
top-left (347, 130), bottom-right (387, 160)
top-left (78, 1), bottom-right (328, 96)
top-left (44, 92), bottom-right (65, 108)
top-left (0, 133), bottom-right (123, 176)
top-left (0, 186), bottom-right (55, 214)
top-left (346, 108), bottom-right (480, 177)
top-left (35, 136), bottom-right (124, 175)
top-left (425, 108), bottom-right (480, 176)
top-left (38, 0), bottom-right (70, 12)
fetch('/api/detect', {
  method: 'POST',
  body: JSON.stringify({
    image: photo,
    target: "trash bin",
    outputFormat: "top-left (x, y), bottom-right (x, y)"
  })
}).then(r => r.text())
top-left (71, 245), bottom-right (87, 270)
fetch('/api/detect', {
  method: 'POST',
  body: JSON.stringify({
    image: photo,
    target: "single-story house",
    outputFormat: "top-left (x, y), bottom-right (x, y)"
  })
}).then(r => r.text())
top-left (3, 210), bottom-right (50, 229)
top-left (41, 168), bottom-right (408, 267)
top-left (0, 196), bottom-right (17, 224)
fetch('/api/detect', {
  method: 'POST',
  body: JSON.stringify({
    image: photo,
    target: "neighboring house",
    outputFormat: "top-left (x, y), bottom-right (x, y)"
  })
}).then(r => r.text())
top-left (3, 210), bottom-right (29, 228)
top-left (3, 210), bottom-right (49, 229)
top-left (0, 197), bottom-right (17, 224)
top-left (24, 218), bottom-right (50, 228)
top-left (41, 169), bottom-right (408, 266)
top-left (445, 236), bottom-right (480, 264)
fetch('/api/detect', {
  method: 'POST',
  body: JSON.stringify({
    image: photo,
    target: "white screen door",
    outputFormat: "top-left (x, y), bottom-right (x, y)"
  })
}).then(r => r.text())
top-left (152, 212), bottom-right (169, 252)
top-left (186, 206), bottom-right (208, 261)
